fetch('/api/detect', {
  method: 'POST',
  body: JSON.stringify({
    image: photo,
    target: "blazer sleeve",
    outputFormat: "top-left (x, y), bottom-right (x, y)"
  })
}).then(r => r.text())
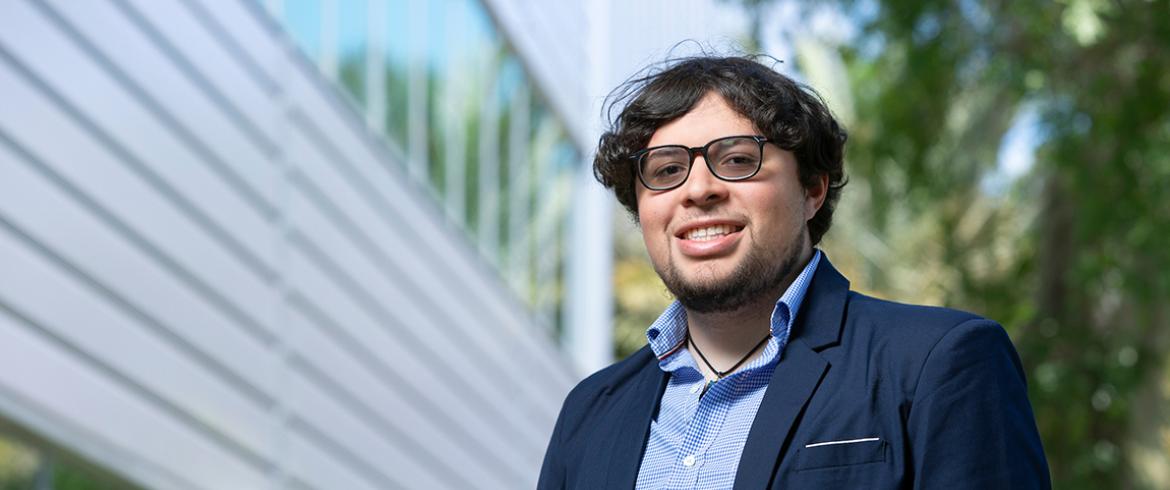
top-left (907, 318), bottom-right (1051, 489)
top-left (537, 401), bottom-right (567, 490)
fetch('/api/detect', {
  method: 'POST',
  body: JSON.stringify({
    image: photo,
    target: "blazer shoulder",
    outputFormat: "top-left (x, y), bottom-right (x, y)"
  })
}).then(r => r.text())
top-left (844, 291), bottom-right (994, 351)
top-left (841, 291), bottom-right (1018, 394)
top-left (846, 291), bottom-right (985, 332)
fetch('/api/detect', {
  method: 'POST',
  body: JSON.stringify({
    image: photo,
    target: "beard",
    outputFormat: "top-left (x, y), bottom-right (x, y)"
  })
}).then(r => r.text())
top-left (656, 230), bottom-right (808, 314)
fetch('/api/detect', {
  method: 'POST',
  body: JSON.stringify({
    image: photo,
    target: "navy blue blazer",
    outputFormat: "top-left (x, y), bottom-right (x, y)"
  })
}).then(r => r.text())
top-left (538, 258), bottom-right (1050, 489)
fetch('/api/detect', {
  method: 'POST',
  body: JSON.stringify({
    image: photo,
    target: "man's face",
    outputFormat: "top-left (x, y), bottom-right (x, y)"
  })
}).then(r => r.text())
top-left (636, 93), bottom-right (825, 313)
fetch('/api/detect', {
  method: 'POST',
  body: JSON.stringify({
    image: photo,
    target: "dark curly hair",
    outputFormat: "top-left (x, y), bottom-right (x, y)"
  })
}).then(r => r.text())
top-left (594, 55), bottom-right (848, 245)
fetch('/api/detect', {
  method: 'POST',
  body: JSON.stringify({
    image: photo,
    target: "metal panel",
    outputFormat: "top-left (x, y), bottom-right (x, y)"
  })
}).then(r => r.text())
top-left (38, 0), bottom-right (282, 214)
top-left (0, 148), bottom-right (277, 442)
top-left (0, 0), bottom-right (574, 488)
top-left (479, 0), bottom-right (589, 150)
top-left (279, 186), bottom-right (525, 484)
top-left (0, 1), bottom-right (281, 320)
top-left (0, 48), bottom-right (280, 394)
top-left (0, 231), bottom-right (269, 490)
top-left (282, 71), bottom-right (570, 408)
top-left (110, 0), bottom-right (282, 146)
top-left (283, 123), bottom-right (545, 428)
top-left (283, 164), bottom-right (544, 460)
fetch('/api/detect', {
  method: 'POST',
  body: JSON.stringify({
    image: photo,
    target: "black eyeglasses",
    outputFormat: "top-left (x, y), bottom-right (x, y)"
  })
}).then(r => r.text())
top-left (631, 135), bottom-right (769, 191)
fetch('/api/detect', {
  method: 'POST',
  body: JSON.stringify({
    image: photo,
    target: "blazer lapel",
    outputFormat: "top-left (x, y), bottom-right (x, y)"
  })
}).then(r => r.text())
top-left (733, 256), bottom-right (850, 489)
top-left (603, 359), bottom-right (669, 489)
top-left (733, 339), bottom-right (828, 488)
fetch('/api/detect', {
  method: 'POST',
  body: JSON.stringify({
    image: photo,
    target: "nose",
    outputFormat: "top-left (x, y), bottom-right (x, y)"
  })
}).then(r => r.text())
top-left (681, 155), bottom-right (729, 207)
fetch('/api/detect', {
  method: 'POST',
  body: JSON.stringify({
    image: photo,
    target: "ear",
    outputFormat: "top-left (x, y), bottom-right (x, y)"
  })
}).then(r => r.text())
top-left (804, 174), bottom-right (829, 220)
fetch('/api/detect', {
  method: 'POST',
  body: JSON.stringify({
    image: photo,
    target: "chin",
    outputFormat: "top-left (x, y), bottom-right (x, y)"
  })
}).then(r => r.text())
top-left (659, 238), bottom-right (806, 314)
top-left (674, 260), bottom-right (737, 286)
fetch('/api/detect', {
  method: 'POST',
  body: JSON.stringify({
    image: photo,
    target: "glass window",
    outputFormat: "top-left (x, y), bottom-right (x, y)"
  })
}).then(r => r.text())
top-left (273, 0), bottom-right (587, 324)
top-left (337, 1), bottom-right (367, 107)
top-left (383, 0), bottom-right (410, 145)
top-left (282, 0), bottom-right (322, 63)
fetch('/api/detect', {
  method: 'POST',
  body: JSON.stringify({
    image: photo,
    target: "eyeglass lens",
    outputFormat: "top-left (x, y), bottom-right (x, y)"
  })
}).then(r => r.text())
top-left (640, 136), bottom-right (762, 190)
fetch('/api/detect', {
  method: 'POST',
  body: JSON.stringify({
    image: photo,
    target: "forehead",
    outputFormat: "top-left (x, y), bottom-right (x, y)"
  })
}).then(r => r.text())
top-left (647, 92), bottom-right (759, 148)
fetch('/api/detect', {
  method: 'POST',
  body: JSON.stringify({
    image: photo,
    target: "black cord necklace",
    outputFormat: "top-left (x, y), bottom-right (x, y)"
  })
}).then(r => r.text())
top-left (688, 332), bottom-right (771, 395)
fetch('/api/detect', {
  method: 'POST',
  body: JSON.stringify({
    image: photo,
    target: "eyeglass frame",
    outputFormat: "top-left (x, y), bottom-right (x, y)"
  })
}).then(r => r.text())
top-left (630, 135), bottom-right (770, 191)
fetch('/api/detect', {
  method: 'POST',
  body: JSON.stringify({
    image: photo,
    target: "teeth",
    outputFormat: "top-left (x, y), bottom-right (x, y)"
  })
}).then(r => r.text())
top-left (685, 225), bottom-right (737, 241)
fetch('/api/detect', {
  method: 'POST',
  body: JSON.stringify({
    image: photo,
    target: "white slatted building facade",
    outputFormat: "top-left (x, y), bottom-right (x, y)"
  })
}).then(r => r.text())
top-left (0, 0), bottom-right (578, 488)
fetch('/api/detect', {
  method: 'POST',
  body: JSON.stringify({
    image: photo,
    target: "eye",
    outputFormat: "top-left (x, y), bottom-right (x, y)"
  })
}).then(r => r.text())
top-left (642, 147), bottom-right (690, 182)
top-left (720, 154), bottom-right (759, 167)
top-left (653, 163), bottom-right (687, 178)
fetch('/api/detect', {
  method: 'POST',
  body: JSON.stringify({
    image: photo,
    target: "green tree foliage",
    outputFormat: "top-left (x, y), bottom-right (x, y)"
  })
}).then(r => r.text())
top-left (0, 433), bottom-right (140, 490)
top-left (741, 0), bottom-right (1170, 487)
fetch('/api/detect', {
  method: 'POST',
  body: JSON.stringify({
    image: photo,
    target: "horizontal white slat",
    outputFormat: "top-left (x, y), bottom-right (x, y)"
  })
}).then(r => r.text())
top-left (285, 306), bottom-right (500, 486)
top-left (113, 0), bottom-right (281, 145)
top-left (284, 134), bottom-right (545, 442)
top-left (0, 205), bottom-right (274, 467)
top-left (0, 290), bottom-right (268, 490)
top-left (282, 234), bottom-right (523, 485)
top-left (284, 369), bottom-right (447, 490)
top-left (0, 65), bottom-right (279, 402)
top-left (33, 0), bottom-right (282, 217)
top-left (0, 153), bottom-right (277, 461)
top-left (283, 426), bottom-right (383, 490)
top-left (0, 15), bottom-right (279, 345)
top-left (177, 0), bottom-right (284, 93)
top-left (284, 175), bottom-right (532, 482)
top-left (283, 93), bottom-right (568, 416)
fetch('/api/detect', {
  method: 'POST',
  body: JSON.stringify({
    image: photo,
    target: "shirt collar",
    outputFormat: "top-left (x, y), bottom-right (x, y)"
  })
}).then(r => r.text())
top-left (646, 250), bottom-right (823, 371)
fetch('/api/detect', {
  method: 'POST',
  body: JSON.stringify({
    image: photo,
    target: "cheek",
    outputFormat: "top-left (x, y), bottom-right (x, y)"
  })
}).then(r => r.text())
top-left (636, 199), bottom-right (673, 254)
top-left (636, 196), bottom-right (668, 230)
top-left (639, 209), bottom-right (663, 230)
top-left (753, 188), bottom-right (807, 233)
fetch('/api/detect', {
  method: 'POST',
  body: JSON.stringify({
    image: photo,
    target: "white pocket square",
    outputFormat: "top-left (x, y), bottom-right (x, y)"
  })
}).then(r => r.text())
top-left (804, 437), bottom-right (881, 448)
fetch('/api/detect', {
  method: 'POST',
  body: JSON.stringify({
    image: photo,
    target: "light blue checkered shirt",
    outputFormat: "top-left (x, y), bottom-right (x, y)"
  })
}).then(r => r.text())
top-left (634, 250), bottom-right (821, 490)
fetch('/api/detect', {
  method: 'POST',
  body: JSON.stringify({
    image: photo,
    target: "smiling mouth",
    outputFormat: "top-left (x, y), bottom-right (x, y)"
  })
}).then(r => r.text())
top-left (682, 224), bottom-right (744, 241)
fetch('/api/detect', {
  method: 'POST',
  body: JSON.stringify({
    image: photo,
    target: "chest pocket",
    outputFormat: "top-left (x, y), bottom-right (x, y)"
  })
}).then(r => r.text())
top-left (796, 438), bottom-right (887, 471)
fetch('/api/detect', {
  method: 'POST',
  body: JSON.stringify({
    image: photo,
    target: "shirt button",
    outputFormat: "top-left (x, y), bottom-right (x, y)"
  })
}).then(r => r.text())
top-left (690, 385), bottom-right (700, 394)
top-left (683, 455), bottom-right (696, 466)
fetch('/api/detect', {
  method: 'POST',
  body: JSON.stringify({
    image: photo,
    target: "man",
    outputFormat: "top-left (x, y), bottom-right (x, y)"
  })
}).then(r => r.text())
top-left (538, 56), bottom-right (1050, 489)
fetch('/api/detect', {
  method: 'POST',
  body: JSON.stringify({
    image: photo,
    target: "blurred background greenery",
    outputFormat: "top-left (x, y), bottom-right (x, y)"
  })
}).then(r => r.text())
top-left (0, 432), bottom-right (135, 490)
top-left (614, 0), bottom-right (1169, 488)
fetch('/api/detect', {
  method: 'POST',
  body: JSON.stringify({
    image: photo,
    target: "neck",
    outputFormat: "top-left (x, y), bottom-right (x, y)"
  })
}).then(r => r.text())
top-left (686, 247), bottom-right (813, 378)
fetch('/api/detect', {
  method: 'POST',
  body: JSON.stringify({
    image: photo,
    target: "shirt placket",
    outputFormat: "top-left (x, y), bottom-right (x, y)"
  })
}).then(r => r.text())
top-left (666, 375), bottom-right (738, 489)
